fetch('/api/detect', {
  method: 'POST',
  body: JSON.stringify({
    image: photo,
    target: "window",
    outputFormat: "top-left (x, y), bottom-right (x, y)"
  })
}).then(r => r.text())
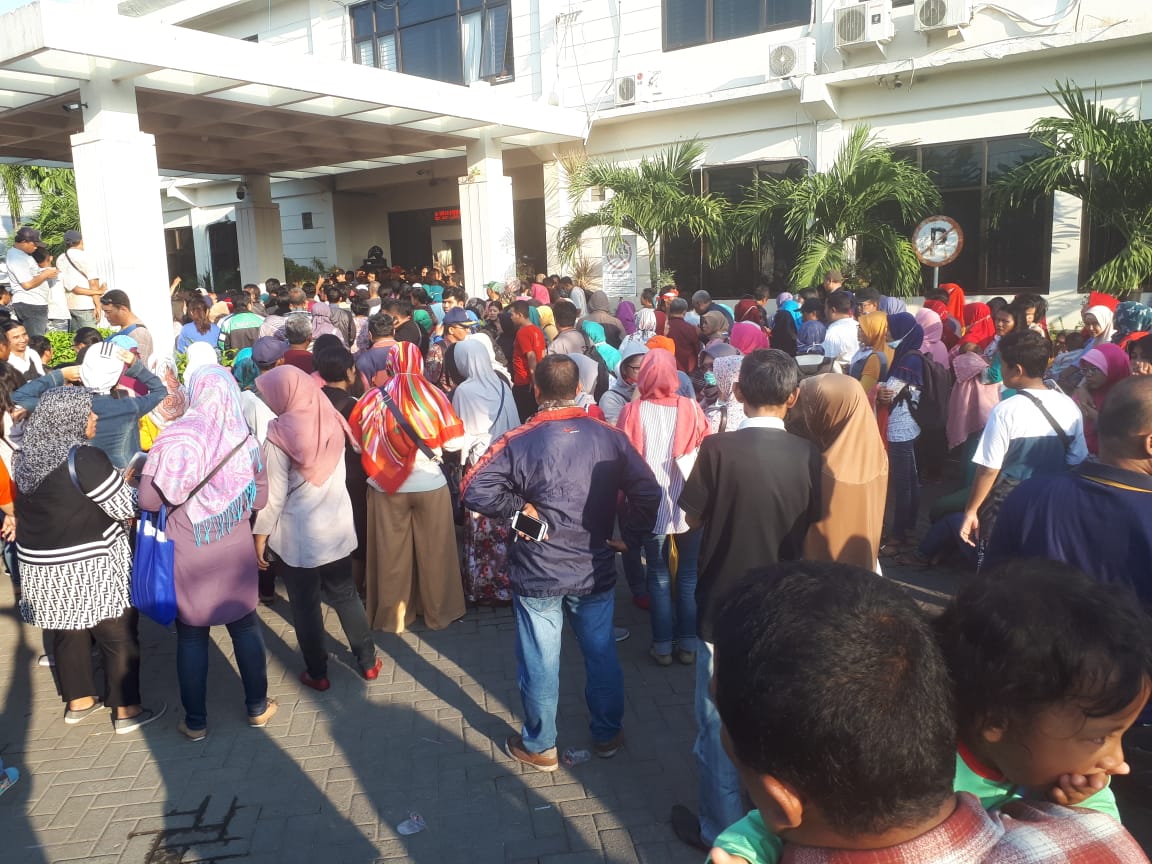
top-left (895, 137), bottom-right (1053, 294)
top-left (301, 212), bottom-right (314, 230)
top-left (663, 0), bottom-right (810, 50)
top-left (662, 159), bottom-right (807, 295)
top-left (351, 0), bottom-right (514, 85)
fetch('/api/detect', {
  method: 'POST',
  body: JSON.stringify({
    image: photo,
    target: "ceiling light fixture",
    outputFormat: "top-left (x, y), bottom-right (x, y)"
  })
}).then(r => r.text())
top-left (61, 101), bottom-right (87, 113)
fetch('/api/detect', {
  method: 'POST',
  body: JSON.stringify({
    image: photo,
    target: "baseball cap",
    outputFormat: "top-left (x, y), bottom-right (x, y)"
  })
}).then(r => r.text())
top-left (13, 227), bottom-right (45, 248)
top-left (63, 230), bottom-right (82, 247)
top-left (251, 336), bottom-right (289, 365)
top-left (443, 308), bottom-right (480, 328)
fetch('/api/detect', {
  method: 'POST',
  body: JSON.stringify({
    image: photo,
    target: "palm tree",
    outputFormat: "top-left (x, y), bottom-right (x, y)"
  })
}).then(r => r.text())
top-left (557, 139), bottom-right (730, 291)
top-left (26, 179), bottom-right (79, 254)
top-left (732, 125), bottom-right (940, 296)
top-left (0, 165), bottom-right (73, 228)
top-left (992, 81), bottom-right (1152, 295)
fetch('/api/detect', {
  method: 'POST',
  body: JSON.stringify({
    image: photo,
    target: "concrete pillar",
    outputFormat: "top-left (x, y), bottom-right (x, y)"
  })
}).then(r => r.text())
top-left (236, 174), bottom-right (285, 285)
top-left (71, 75), bottom-right (173, 353)
top-left (459, 135), bottom-right (516, 299)
top-left (543, 159), bottom-right (572, 273)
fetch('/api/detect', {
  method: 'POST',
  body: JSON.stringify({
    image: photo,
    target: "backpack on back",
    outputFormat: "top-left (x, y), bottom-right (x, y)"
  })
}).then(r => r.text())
top-left (903, 351), bottom-right (953, 432)
top-left (848, 349), bottom-right (888, 382)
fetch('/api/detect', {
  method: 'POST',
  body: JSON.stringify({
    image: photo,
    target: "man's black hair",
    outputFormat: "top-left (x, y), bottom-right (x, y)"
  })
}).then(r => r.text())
top-left (935, 560), bottom-right (1152, 737)
top-left (998, 330), bottom-right (1050, 379)
top-left (301, 281), bottom-right (317, 300)
top-left (29, 334), bottom-right (51, 356)
top-left (755, 284), bottom-right (774, 302)
top-left (243, 283), bottom-right (259, 294)
top-left (800, 298), bottom-right (824, 317)
top-left (855, 286), bottom-right (882, 307)
top-left (265, 278), bottom-right (281, 292)
top-left (511, 299), bottom-right (531, 319)
top-left (924, 289), bottom-right (950, 304)
top-left (101, 289), bottom-right (131, 309)
top-left (715, 561), bottom-right (956, 836)
top-left (230, 293), bottom-right (250, 312)
top-left (552, 300), bottom-right (578, 329)
top-left (350, 296), bottom-right (370, 317)
top-left (797, 287), bottom-right (821, 303)
top-left (444, 287), bottom-right (467, 304)
top-left (1099, 375), bottom-right (1152, 446)
top-left (412, 287), bottom-right (432, 305)
top-left (641, 287), bottom-right (658, 306)
top-left (314, 343), bottom-right (354, 383)
top-left (534, 355), bottom-right (579, 401)
top-left (367, 313), bottom-right (395, 339)
top-left (825, 290), bottom-right (853, 315)
top-left (325, 285), bottom-right (342, 304)
top-left (72, 327), bottom-right (102, 348)
top-left (738, 349), bottom-right (800, 408)
top-left (382, 298), bottom-right (412, 319)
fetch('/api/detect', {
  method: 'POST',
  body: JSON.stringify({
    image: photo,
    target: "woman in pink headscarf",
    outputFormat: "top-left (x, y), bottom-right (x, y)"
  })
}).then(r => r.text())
top-left (1075, 343), bottom-right (1131, 455)
top-left (617, 349), bottom-right (709, 666)
top-left (729, 321), bottom-right (769, 355)
top-left (915, 308), bottom-right (950, 367)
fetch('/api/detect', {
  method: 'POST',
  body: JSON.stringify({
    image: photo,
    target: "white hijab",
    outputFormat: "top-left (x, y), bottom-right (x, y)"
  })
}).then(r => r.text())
top-left (566, 352), bottom-right (601, 412)
top-left (452, 337), bottom-right (519, 465)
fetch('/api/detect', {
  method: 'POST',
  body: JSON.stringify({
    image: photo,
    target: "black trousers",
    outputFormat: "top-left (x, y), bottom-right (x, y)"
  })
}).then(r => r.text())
top-left (54, 608), bottom-right (141, 709)
top-left (512, 384), bottom-right (537, 423)
top-left (281, 557), bottom-right (376, 679)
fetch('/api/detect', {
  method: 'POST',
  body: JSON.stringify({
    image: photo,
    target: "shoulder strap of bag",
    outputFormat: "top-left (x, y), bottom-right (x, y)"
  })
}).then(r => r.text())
top-left (1017, 390), bottom-right (1071, 451)
top-left (179, 437), bottom-right (250, 506)
top-left (67, 444), bottom-right (83, 492)
top-left (63, 249), bottom-right (89, 280)
top-left (379, 388), bottom-right (441, 464)
top-left (718, 403), bottom-right (728, 434)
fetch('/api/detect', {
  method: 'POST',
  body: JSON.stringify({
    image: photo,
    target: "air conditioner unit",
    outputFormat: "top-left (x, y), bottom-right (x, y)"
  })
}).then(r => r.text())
top-left (914, 0), bottom-right (972, 31)
top-left (767, 38), bottom-right (816, 79)
top-left (835, 0), bottom-right (895, 50)
top-left (614, 71), bottom-right (662, 107)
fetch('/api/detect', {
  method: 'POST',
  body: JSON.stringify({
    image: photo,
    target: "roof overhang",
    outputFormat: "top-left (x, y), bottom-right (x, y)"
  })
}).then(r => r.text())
top-left (0, 0), bottom-right (585, 178)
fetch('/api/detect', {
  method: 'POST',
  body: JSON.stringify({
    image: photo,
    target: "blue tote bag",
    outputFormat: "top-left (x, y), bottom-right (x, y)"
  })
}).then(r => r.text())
top-left (132, 507), bottom-right (178, 626)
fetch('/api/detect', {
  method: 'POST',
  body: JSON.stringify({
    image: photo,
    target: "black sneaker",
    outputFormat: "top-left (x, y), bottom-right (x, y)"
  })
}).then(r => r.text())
top-left (670, 804), bottom-right (708, 851)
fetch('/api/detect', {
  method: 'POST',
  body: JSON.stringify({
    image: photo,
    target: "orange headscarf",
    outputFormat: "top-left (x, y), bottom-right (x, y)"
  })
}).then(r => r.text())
top-left (618, 349), bottom-right (708, 460)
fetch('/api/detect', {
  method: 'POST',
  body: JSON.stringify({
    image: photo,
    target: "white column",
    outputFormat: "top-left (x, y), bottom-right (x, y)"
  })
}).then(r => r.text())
top-left (459, 135), bottom-right (516, 299)
top-left (71, 75), bottom-right (172, 353)
top-left (543, 159), bottom-right (572, 273)
top-left (236, 174), bottom-right (285, 286)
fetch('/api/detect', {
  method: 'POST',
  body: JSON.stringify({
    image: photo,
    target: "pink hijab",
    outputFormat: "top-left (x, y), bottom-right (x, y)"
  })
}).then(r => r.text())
top-left (530, 282), bottom-right (551, 305)
top-left (946, 352), bottom-right (1000, 450)
top-left (618, 349), bottom-right (708, 459)
top-left (730, 321), bottom-right (769, 355)
top-left (915, 308), bottom-right (949, 367)
top-left (256, 365), bottom-right (359, 486)
top-left (146, 365), bottom-right (261, 544)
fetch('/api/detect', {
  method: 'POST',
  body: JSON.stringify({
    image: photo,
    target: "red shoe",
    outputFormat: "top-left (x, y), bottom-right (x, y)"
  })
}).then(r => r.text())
top-left (632, 594), bottom-right (651, 611)
top-left (363, 657), bottom-right (383, 681)
top-left (299, 670), bottom-right (330, 692)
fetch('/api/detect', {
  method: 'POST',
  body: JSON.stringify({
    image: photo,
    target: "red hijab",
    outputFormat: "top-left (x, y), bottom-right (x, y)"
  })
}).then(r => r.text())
top-left (617, 349), bottom-right (708, 460)
top-left (959, 303), bottom-right (996, 352)
top-left (925, 299), bottom-right (959, 349)
top-left (942, 282), bottom-right (966, 323)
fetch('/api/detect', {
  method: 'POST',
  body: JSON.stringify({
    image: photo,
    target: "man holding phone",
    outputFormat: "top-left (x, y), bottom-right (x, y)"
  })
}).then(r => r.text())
top-left (462, 355), bottom-right (660, 772)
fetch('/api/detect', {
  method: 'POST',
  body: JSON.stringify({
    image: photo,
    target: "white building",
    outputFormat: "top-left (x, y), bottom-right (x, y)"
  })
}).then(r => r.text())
top-left (0, 0), bottom-right (1149, 335)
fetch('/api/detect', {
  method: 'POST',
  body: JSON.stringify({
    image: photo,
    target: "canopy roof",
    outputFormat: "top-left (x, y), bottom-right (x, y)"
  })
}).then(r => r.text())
top-left (0, 0), bottom-right (585, 179)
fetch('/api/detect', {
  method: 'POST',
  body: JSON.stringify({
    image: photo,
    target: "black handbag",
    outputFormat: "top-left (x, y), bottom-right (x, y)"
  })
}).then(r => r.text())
top-left (379, 388), bottom-right (463, 525)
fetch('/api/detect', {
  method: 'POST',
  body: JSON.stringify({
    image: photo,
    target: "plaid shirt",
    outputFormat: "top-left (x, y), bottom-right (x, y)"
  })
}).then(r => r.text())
top-left (782, 793), bottom-right (1149, 864)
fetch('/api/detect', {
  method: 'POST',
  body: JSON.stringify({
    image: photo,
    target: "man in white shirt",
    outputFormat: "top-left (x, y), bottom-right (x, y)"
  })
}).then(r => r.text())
top-left (960, 330), bottom-right (1088, 550)
top-left (820, 291), bottom-right (858, 374)
top-left (4, 227), bottom-right (57, 338)
top-left (57, 230), bottom-right (104, 331)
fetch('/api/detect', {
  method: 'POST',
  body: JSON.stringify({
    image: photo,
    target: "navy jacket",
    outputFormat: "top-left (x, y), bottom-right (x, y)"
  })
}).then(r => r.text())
top-left (461, 407), bottom-right (660, 598)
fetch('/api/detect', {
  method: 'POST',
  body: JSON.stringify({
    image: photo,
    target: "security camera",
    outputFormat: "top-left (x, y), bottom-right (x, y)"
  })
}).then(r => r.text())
top-left (236, 183), bottom-right (248, 201)
top-left (893, 74), bottom-right (904, 89)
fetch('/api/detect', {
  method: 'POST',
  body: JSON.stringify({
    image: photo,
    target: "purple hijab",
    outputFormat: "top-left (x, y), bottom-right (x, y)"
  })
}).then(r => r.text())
top-left (617, 301), bottom-right (638, 335)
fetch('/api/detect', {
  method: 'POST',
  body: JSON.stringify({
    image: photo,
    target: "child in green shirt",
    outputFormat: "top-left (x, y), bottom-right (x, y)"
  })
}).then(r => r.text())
top-left (709, 559), bottom-right (1148, 864)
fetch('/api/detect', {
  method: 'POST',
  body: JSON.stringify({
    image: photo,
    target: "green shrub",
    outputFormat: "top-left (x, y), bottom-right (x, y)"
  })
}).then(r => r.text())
top-left (44, 328), bottom-right (114, 366)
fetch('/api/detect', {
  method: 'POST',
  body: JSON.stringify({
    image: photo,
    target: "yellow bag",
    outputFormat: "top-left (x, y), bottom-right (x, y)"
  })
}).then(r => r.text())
top-left (138, 415), bottom-right (160, 451)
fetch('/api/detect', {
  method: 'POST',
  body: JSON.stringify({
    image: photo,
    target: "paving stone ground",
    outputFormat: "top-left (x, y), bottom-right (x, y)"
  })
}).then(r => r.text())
top-left (5, 553), bottom-right (1151, 864)
top-left (0, 574), bottom-right (713, 864)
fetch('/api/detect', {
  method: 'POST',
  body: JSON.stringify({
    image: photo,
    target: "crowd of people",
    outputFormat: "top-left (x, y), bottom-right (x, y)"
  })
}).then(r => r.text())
top-left (2, 242), bottom-right (1152, 862)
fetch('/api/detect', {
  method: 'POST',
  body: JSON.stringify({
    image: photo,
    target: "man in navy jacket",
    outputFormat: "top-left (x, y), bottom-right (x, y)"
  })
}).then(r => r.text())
top-left (462, 354), bottom-right (659, 772)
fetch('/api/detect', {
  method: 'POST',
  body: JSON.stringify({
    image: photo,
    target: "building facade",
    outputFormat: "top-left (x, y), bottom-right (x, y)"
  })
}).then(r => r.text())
top-left (2, 0), bottom-right (1151, 327)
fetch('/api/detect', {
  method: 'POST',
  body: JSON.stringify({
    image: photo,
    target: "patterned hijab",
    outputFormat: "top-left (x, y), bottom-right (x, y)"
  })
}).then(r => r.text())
top-left (15, 386), bottom-right (93, 495)
top-left (349, 342), bottom-right (464, 494)
top-left (1114, 302), bottom-right (1152, 338)
top-left (147, 355), bottom-right (188, 429)
top-left (257, 365), bottom-right (358, 487)
top-left (146, 365), bottom-right (261, 544)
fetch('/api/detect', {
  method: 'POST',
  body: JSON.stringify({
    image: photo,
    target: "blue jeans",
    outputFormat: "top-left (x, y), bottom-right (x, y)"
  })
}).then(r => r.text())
top-left (694, 640), bottom-right (744, 845)
top-left (11, 303), bottom-right (47, 338)
top-left (176, 611), bottom-right (269, 731)
top-left (513, 589), bottom-right (624, 753)
top-left (644, 530), bottom-right (700, 655)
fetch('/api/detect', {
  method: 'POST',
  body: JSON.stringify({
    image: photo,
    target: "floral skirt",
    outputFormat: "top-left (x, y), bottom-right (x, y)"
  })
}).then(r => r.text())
top-left (462, 511), bottom-right (512, 606)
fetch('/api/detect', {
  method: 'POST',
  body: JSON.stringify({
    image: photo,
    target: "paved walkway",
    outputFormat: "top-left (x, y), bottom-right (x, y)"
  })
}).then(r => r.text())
top-left (0, 578), bottom-right (706, 864)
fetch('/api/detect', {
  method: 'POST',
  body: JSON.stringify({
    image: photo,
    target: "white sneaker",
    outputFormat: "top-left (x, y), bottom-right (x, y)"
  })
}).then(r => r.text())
top-left (0, 766), bottom-right (19, 797)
